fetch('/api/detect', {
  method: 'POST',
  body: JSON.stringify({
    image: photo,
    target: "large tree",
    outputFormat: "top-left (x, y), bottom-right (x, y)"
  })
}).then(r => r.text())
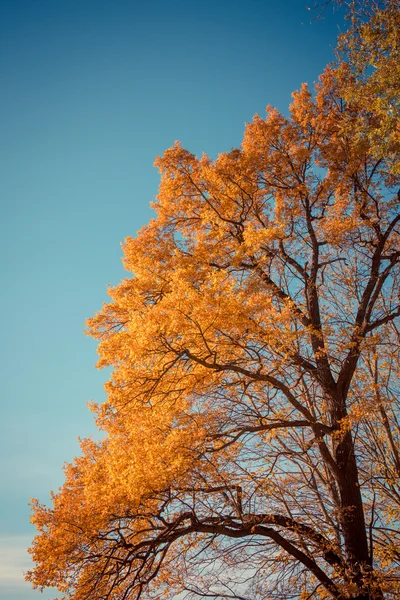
top-left (27, 3), bottom-right (399, 600)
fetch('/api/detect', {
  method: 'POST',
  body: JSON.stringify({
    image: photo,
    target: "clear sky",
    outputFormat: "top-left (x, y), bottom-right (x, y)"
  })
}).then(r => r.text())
top-left (0, 1), bottom-right (345, 597)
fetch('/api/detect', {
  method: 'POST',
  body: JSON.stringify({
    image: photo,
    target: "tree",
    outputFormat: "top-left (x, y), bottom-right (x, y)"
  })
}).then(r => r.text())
top-left (334, 0), bottom-right (400, 171)
top-left (27, 4), bottom-right (400, 600)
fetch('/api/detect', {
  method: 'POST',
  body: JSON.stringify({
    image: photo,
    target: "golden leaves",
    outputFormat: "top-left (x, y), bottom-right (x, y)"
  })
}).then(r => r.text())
top-left (27, 6), bottom-right (400, 598)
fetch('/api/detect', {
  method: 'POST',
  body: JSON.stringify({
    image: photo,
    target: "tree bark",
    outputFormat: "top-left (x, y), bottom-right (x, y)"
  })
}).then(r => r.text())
top-left (335, 429), bottom-right (369, 567)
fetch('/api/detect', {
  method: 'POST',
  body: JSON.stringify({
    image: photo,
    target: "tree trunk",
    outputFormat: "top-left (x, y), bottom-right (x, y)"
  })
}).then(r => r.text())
top-left (335, 429), bottom-right (369, 566)
top-left (325, 385), bottom-right (382, 599)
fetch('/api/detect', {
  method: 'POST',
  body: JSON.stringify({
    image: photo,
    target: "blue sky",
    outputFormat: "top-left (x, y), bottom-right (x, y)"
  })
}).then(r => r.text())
top-left (0, 0), bottom-right (345, 597)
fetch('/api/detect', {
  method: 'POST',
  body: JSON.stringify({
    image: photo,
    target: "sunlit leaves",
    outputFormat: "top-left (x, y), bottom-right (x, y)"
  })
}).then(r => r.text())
top-left (27, 3), bottom-right (400, 599)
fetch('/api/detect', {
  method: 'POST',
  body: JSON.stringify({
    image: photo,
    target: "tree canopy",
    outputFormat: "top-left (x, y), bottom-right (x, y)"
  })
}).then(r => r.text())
top-left (27, 3), bottom-right (400, 600)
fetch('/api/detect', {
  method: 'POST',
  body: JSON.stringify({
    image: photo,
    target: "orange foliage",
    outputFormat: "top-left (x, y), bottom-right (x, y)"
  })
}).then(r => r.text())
top-left (27, 5), bottom-right (400, 600)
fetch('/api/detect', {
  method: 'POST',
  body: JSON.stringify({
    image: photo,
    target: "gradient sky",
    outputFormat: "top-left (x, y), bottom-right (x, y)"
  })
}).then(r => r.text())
top-left (0, 1), bottom-right (346, 597)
